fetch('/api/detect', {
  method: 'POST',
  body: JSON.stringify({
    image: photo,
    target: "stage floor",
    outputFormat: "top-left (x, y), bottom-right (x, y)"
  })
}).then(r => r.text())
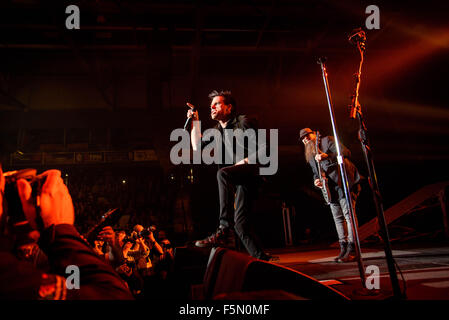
top-left (266, 242), bottom-right (449, 300)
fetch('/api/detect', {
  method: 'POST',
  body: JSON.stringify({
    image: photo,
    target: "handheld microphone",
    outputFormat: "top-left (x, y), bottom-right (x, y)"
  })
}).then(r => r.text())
top-left (184, 103), bottom-right (197, 131)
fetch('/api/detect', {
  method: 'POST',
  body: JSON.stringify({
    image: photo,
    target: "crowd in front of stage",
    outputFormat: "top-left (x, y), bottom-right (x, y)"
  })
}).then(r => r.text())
top-left (66, 167), bottom-right (168, 235)
top-left (90, 224), bottom-right (175, 299)
top-left (0, 166), bottom-right (177, 299)
top-left (11, 219), bottom-right (175, 299)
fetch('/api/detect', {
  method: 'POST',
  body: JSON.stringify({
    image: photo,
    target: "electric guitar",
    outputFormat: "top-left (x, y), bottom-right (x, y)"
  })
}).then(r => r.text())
top-left (315, 131), bottom-right (332, 205)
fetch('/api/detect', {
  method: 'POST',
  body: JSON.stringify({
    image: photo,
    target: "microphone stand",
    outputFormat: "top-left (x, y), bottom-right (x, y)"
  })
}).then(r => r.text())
top-left (348, 30), bottom-right (404, 299)
top-left (317, 57), bottom-right (367, 290)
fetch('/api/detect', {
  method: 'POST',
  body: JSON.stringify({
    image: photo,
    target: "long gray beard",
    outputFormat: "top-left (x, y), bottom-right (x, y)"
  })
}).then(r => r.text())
top-left (304, 140), bottom-right (317, 163)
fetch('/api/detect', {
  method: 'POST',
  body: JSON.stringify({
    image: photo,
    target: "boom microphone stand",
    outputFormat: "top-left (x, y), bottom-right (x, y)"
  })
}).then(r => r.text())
top-left (317, 57), bottom-right (367, 289)
top-left (348, 28), bottom-right (403, 299)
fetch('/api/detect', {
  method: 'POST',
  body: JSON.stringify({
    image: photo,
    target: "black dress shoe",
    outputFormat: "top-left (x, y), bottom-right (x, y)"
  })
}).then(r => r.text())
top-left (194, 227), bottom-right (235, 248)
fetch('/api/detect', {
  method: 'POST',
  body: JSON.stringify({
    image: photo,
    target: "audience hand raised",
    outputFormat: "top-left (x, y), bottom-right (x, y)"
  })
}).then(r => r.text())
top-left (16, 169), bottom-right (74, 230)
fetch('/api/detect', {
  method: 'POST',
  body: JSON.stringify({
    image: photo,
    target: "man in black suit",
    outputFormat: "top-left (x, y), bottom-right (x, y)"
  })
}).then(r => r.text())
top-left (300, 128), bottom-right (362, 262)
top-left (187, 90), bottom-right (272, 261)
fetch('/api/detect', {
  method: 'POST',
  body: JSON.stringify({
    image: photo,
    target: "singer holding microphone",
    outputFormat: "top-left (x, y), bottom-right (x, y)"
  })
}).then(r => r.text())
top-left (186, 90), bottom-right (273, 261)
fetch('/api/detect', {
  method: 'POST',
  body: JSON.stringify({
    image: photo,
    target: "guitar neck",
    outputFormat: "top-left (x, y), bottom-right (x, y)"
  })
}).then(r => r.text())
top-left (315, 131), bottom-right (323, 176)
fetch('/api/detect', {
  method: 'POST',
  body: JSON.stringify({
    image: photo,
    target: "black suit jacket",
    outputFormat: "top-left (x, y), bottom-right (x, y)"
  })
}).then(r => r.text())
top-left (202, 114), bottom-right (261, 169)
top-left (307, 136), bottom-right (362, 192)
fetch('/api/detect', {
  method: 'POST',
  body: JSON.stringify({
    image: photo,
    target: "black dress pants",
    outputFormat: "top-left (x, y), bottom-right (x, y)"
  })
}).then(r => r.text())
top-left (216, 164), bottom-right (265, 259)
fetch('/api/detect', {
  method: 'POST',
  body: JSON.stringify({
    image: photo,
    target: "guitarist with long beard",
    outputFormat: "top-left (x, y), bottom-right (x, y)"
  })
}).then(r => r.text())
top-left (299, 128), bottom-right (362, 263)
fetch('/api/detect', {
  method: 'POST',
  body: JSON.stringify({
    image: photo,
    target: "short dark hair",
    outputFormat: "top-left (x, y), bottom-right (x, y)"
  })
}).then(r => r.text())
top-left (208, 90), bottom-right (237, 115)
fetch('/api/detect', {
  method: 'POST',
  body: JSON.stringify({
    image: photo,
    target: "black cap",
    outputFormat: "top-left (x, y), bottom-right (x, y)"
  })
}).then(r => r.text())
top-left (299, 128), bottom-right (314, 141)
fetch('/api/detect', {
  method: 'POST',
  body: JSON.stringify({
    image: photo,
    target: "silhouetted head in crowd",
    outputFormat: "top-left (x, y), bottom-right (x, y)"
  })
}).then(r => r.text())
top-left (133, 224), bottom-right (144, 233)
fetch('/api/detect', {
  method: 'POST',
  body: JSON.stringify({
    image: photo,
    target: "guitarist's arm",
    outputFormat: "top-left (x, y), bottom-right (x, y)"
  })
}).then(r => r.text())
top-left (318, 136), bottom-right (351, 162)
top-left (315, 137), bottom-right (333, 162)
